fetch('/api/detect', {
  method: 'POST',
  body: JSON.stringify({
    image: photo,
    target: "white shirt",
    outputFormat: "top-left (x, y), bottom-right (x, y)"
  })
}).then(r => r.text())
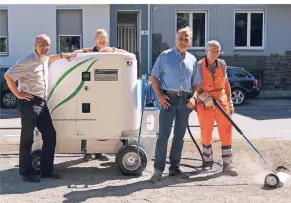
top-left (5, 52), bottom-right (49, 99)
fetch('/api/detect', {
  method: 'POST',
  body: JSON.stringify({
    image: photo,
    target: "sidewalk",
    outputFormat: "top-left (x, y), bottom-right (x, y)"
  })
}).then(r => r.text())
top-left (256, 89), bottom-right (291, 100)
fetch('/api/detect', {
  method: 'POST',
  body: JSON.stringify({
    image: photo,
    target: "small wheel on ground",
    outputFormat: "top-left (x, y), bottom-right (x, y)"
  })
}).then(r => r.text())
top-left (31, 150), bottom-right (42, 174)
top-left (115, 145), bottom-right (147, 176)
top-left (264, 173), bottom-right (280, 188)
top-left (231, 88), bottom-right (246, 106)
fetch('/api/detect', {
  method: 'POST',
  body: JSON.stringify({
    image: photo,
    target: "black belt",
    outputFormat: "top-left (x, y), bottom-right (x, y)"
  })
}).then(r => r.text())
top-left (162, 90), bottom-right (190, 96)
top-left (31, 95), bottom-right (45, 101)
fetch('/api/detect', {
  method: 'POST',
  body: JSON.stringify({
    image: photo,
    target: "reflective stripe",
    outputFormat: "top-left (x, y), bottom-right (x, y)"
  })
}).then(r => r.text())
top-left (203, 144), bottom-right (213, 162)
top-left (204, 156), bottom-right (214, 162)
top-left (222, 149), bottom-right (232, 156)
top-left (222, 145), bottom-right (233, 164)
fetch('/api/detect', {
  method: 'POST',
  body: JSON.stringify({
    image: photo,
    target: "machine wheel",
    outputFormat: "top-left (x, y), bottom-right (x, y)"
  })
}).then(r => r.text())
top-left (115, 145), bottom-right (147, 176)
top-left (31, 150), bottom-right (42, 174)
top-left (264, 173), bottom-right (280, 188)
top-left (276, 166), bottom-right (289, 173)
top-left (231, 88), bottom-right (246, 106)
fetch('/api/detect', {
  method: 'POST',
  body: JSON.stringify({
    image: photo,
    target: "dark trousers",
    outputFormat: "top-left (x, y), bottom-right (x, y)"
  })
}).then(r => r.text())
top-left (154, 94), bottom-right (190, 174)
top-left (17, 97), bottom-right (56, 176)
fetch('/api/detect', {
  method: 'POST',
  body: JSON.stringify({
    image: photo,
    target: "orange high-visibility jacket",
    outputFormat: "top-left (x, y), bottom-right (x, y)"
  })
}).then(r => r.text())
top-left (198, 57), bottom-right (228, 100)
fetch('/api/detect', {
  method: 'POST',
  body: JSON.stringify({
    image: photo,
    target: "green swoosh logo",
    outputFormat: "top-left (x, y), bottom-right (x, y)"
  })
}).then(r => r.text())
top-left (50, 59), bottom-right (98, 114)
top-left (47, 57), bottom-right (95, 102)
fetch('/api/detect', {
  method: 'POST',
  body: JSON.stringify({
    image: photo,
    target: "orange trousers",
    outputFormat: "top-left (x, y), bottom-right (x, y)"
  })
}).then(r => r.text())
top-left (197, 101), bottom-right (232, 147)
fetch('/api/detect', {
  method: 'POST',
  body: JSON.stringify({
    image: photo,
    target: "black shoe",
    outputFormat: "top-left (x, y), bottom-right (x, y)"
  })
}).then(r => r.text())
top-left (41, 172), bottom-right (62, 179)
top-left (202, 161), bottom-right (214, 170)
top-left (223, 163), bottom-right (238, 176)
top-left (83, 154), bottom-right (93, 162)
top-left (169, 169), bottom-right (189, 179)
top-left (149, 173), bottom-right (162, 183)
top-left (95, 153), bottom-right (109, 161)
top-left (22, 174), bottom-right (41, 182)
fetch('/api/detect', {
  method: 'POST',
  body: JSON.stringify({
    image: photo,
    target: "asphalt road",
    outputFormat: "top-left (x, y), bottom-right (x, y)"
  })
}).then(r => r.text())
top-left (1, 99), bottom-right (291, 202)
top-left (1, 99), bottom-right (291, 141)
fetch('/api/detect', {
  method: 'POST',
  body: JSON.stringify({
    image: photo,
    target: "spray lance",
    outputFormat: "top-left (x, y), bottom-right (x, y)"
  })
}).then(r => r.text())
top-left (192, 91), bottom-right (290, 189)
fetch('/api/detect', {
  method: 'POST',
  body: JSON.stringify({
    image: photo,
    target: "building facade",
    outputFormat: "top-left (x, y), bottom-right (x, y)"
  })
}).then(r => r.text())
top-left (1, 4), bottom-right (291, 88)
top-left (0, 4), bottom-right (110, 66)
top-left (151, 4), bottom-right (291, 88)
top-left (0, 4), bottom-right (151, 77)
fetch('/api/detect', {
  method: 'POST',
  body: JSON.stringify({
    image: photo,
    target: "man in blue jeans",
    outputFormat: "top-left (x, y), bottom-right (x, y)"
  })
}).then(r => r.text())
top-left (150, 26), bottom-right (201, 183)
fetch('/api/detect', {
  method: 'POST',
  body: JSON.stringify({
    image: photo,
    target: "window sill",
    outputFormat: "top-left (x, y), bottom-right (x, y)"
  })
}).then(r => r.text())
top-left (188, 47), bottom-right (205, 50)
top-left (234, 47), bottom-right (265, 51)
top-left (0, 52), bottom-right (8, 56)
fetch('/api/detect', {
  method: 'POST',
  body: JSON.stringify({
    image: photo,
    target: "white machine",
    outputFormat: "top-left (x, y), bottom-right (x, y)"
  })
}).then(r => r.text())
top-left (31, 52), bottom-right (159, 175)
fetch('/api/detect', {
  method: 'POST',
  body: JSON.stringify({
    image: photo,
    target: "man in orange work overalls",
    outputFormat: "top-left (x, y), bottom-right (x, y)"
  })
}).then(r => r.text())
top-left (188, 40), bottom-right (238, 176)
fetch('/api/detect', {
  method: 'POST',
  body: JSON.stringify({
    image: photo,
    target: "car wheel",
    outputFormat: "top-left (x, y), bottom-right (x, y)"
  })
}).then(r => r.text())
top-left (1, 90), bottom-right (17, 108)
top-left (231, 88), bottom-right (246, 106)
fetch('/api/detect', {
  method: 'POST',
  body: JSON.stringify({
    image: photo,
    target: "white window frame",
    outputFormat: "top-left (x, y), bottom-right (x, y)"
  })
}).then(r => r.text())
top-left (0, 36), bottom-right (8, 55)
top-left (175, 10), bottom-right (209, 49)
top-left (234, 10), bottom-right (265, 50)
top-left (58, 34), bottom-right (82, 53)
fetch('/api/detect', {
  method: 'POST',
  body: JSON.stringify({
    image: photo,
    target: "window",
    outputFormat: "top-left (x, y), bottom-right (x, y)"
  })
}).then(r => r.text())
top-left (0, 10), bottom-right (8, 55)
top-left (227, 68), bottom-right (248, 78)
top-left (56, 9), bottom-right (82, 52)
top-left (176, 11), bottom-right (208, 48)
top-left (234, 10), bottom-right (264, 49)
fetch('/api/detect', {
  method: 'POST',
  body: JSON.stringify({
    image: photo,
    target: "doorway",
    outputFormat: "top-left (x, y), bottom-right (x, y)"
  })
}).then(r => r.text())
top-left (116, 11), bottom-right (140, 75)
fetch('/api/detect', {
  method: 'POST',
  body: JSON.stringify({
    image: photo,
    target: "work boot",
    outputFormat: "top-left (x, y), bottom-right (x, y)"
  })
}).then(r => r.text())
top-left (223, 163), bottom-right (238, 176)
top-left (202, 161), bottom-right (214, 171)
top-left (169, 169), bottom-right (189, 179)
top-left (149, 173), bottom-right (162, 183)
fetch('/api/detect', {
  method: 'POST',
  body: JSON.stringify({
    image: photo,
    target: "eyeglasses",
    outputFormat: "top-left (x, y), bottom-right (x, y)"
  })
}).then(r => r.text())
top-left (177, 37), bottom-right (190, 43)
top-left (37, 41), bottom-right (50, 47)
top-left (95, 35), bottom-right (108, 40)
top-left (207, 49), bottom-right (220, 54)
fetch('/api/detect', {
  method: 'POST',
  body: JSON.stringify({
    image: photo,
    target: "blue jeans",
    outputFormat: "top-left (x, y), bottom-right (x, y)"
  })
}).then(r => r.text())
top-left (154, 94), bottom-right (190, 174)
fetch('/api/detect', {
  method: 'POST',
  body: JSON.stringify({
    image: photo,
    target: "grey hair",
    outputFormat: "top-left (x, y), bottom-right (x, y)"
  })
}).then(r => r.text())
top-left (205, 40), bottom-right (221, 50)
top-left (36, 33), bottom-right (50, 42)
top-left (176, 26), bottom-right (192, 40)
top-left (95, 29), bottom-right (108, 37)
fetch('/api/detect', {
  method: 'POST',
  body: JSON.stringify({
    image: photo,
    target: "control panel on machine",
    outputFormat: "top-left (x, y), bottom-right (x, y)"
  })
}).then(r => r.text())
top-left (94, 69), bottom-right (118, 81)
top-left (82, 72), bottom-right (91, 81)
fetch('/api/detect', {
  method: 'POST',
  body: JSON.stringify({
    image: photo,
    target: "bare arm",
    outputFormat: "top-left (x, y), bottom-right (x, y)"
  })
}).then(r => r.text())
top-left (225, 79), bottom-right (232, 104)
top-left (4, 74), bottom-right (21, 98)
top-left (4, 57), bottom-right (34, 100)
top-left (48, 53), bottom-right (62, 64)
top-left (73, 47), bottom-right (94, 53)
top-left (100, 47), bottom-right (128, 53)
top-left (48, 52), bottom-right (78, 65)
top-left (221, 60), bottom-right (234, 112)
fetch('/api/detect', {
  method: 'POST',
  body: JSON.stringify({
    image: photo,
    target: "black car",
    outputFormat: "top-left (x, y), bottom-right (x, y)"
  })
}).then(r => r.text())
top-left (0, 68), bottom-right (17, 108)
top-left (227, 66), bottom-right (260, 106)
